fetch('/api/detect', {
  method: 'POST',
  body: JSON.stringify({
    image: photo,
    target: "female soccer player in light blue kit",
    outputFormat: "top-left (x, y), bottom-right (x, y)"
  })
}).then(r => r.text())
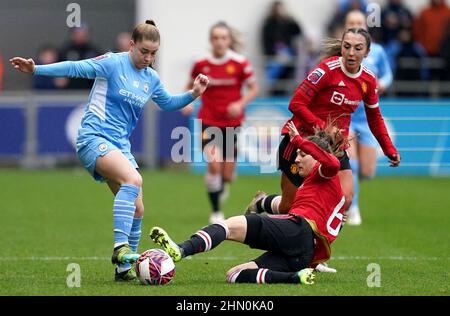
top-left (344, 10), bottom-right (393, 226)
top-left (10, 20), bottom-right (209, 281)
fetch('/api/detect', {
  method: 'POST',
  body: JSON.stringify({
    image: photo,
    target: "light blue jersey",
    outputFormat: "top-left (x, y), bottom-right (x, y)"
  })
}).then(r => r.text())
top-left (34, 52), bottom-right (194, 180)
top-left (350, 43), bottom-right (393, 146)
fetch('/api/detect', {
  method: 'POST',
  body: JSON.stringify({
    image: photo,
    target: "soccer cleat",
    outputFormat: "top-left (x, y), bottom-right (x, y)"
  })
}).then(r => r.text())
top-left (209, 211), bottom-right (225, 224)
top-left (297, 268), bottom-right (315, 285)
top-left (347, 205), bottom-right (362, 226)
top-left (245, 191), bottom-right (267, 214)
top-left (315, 262), bottom-right (337, 273)
top-left (111, 244), bottom-right (140, 265)
top-left (149, 227), bottom-right (183, 262)
top-left (114, 267), bottom-right (137, 282)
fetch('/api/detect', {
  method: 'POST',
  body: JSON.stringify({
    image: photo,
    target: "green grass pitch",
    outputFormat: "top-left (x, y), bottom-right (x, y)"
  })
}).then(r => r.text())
top-left (0, 168), bottom-right (448, 296)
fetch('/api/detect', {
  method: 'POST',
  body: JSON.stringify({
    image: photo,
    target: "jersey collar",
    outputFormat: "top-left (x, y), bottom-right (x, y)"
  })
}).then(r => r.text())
top-left (206, 50), bottom-right (232, 65)
top-left (339, 57), bottom-right (362, 78)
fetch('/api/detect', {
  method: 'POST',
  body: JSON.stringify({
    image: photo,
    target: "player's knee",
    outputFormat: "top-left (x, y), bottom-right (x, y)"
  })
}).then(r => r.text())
top-left (124, 173), bottom-right (142, 187)
top-left (360, 166), bottom-right (376, 179)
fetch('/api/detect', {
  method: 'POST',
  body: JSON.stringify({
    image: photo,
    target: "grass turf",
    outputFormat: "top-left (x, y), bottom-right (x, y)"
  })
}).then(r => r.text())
top-left (0, 168), bottom-right (448, 296)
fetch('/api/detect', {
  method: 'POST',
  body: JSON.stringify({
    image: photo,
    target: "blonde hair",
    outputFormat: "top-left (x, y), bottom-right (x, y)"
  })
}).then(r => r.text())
top-left (132, 20), bottom-right (160, 43)
top-left (320, 27), bottom-right (371, 60)
top-left (307, 118), bottom-right (349, 158)
top-left (210, 21), bottom-right (244, 53)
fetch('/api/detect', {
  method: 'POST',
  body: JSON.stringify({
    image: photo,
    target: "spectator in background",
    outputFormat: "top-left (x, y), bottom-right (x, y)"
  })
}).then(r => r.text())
top-left (413, 0), bottom-right (450, 79)
top-left (262, 1), bottom-right (302, 95)
top-left (58, 23), bottom-right (101, 89)
top-left (114, 32), bottom-right (132, 53)
top-left (0, 51), bottom-right (3, 91)
top-left (32, 45), bottom-right (67, 90)
top-left (327, 0), bottom-right (368, 38)
top-left (439, 20), bottom-right (450, 84)
top-left (414, 0), bottom-right (450, 56)
top-left (380, 0), bottom-right (413, 45)
top-left (385, 28), bottom-right (429, 96)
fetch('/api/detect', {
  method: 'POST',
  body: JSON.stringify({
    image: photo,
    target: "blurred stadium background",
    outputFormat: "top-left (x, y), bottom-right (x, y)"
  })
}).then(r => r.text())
top-left (0, 0), bottom-right (449, 296)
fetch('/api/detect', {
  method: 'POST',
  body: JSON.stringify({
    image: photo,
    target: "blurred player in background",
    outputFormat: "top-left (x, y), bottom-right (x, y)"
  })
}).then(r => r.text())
top-left (344, 10), bottom-right (393, 225)
top-left (183, 21), bottom-right (259, 224)
top-left (10, 20), bottom-right (209, 282)
top-left (246, 28), bottom-right (400, 231)
top-left (150, 121), bottom-right (346, 284)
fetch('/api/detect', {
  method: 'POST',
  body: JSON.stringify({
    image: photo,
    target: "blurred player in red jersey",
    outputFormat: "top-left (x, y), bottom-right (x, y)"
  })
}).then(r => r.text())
top-left (149, 121), bottom-right (347, 284)
top-left (183, 21), bottom-right (259, 224)
top-left (246, 28), bottom-right (400, 220)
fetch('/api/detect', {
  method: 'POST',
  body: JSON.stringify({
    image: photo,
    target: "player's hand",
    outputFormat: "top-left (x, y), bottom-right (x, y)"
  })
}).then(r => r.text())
top-left (10, 57), bottom-right (35, 74)
top-left (388, 153), bottom-right (401, 167)
top-left (191, 74), bottom-right (209, 98)
top-left (227, 101), bottom-right (244, 118)
top-left (286, 121), bottom-right (299, 141)
top-left (181, 103), bottom-right (194, 116)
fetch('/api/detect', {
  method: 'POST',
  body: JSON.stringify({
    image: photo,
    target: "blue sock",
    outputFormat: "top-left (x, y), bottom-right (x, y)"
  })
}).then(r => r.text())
top-left (129, 217), bottom-right (143, 253)
top-left (113, 184), bottom-right (140, 248)
top-left (117, 217), bottom-right (142, 272)
top-left (350, 159), bottom-right (359, 208)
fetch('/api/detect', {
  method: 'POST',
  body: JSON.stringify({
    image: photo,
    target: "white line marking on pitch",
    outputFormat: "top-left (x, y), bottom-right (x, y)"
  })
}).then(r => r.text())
top-left (0, 256), bottom-right (448, 261)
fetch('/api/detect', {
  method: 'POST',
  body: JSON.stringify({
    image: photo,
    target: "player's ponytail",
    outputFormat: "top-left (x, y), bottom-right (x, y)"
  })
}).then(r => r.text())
top-left (307, 117), bottom-right (349, 158)
top-left (210, 21), bottom-right (244, 53)
top-left (132, 20), bottom-right (160, 43)
top-left (320, 37), bottom-right (343, 60)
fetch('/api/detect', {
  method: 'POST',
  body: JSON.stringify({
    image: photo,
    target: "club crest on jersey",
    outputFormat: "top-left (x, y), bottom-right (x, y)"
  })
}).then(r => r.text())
top-left (226, 64), bottom-right (236, 75)
top-left (290, 164), bottom-right (299, 174)
top-left (307, 68), bottom-right (325, 84)
top-left (143, 82), bottom-right (149, 93)
top-left (361, 82), bottom-right (368, 94)
top-left (202, 66), bottom-right (210, 73)
top-left (93, 54), bottom-right (110, 61)
top-left (98, 143), bottom-right (108, 152)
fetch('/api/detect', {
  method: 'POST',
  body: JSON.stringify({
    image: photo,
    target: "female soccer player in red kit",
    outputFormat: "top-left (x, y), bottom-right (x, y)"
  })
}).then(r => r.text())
top-left (149, 121), bottom-right (347, 284)
top-left (184, 21), bottom-right (259, 224)
top-left (247, 27), bottom-right (400, 217)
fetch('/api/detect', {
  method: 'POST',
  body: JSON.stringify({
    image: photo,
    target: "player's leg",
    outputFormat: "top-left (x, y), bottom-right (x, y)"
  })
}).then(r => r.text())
top-left (107, 179), bottom-right (144, 280)
top-left (206, 158), bottom-right (225, 223)
top-left (149, 215), bottom-right (246, 262)
top-left (95, 149), bottom-right (142, 264)
top-left (358, 143), bottom-right (377, 179)
top-left (220, 126), bottom-right (238, 204)
top-left (226, 253), bottom-right (314, 285)
top-left (339, 169), bottom-right (354, 212)
top-left (347, 131), bottom-right (362, 225)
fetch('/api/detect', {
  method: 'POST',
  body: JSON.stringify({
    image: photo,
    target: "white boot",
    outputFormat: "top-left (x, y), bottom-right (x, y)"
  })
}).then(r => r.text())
top-left (347, 205), bottom-right (362, 226)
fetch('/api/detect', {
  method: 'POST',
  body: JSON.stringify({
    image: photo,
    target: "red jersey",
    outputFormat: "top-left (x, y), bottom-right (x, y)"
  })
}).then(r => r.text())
top-left (282, 56), bottom-right (397, 157)
top-left (287, 135), bottom-right (344, 266)
top-left (191, 50), bottom-right (254, 127)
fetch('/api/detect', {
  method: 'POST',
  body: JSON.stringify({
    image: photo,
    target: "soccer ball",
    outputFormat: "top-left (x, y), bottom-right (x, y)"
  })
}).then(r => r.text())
top-left (135, 249), bottom-right (175, 285)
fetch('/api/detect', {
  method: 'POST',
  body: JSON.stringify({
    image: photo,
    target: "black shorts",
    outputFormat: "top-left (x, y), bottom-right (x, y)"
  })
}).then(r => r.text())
top-left (244, 213), bottom-right (314, 272)
top-left (278, 134), bottom-right (351, 187)
top-left (201, 124), bottom-right (238, 161)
